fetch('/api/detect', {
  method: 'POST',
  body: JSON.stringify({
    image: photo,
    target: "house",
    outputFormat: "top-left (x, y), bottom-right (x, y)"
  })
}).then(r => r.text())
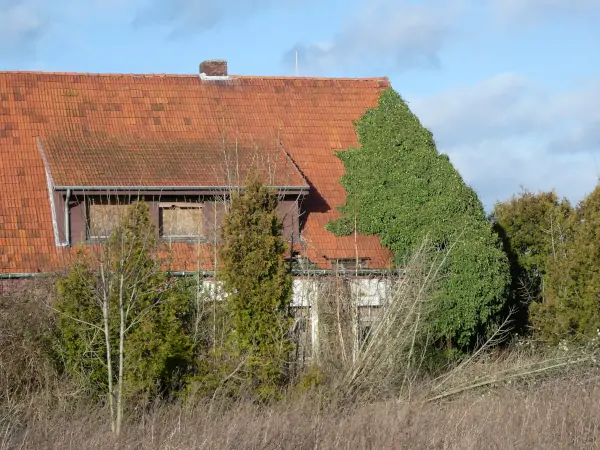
top-left (0, 60), bottom-right (396, 356)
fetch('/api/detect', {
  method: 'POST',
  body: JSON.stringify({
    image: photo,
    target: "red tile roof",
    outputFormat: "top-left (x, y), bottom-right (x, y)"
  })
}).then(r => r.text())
top-left (0, 70), bottom-right (394, 273)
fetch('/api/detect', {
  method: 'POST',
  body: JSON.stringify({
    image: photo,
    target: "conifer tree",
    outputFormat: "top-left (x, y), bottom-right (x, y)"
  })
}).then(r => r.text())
top-left (218, 173), bottom-right (294, 396)
top-left (491, 190), bottom-right (573, 331)
top-left (531, 185), bottom-right (600, 343)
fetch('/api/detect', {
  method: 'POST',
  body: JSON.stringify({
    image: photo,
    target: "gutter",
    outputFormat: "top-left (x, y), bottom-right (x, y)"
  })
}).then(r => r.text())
top-left (0, 268), bottom-right (399, 280)
top-left (168, 269), bottom-right (397, 277)
top-left (0, 273), bottom-right (46, 279)
top-left (53, 185), bottom-right (310, 192)
top-left (64, 188), bottom-right (71, 246)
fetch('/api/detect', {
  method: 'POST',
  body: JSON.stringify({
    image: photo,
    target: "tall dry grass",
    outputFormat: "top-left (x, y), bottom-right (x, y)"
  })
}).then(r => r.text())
top-left (2, 367), bottom-right (600, 449)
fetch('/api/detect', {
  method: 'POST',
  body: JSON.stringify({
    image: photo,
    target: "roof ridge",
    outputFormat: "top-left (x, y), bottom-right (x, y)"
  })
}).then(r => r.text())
top-left (0, 71), bottom-right (197, 77)
top-left (232, 75), bottom-right (390, 82)
top-left (0, 70), bottom-right (389, 82)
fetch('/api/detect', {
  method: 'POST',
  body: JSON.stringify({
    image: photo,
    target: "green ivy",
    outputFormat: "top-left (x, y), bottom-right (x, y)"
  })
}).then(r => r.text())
top-left (327, 87), bottom-right (511, 348)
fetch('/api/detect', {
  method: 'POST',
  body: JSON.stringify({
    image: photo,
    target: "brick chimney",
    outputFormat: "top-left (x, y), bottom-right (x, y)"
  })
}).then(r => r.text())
top-left (199, 60), bottom-right (227, 77)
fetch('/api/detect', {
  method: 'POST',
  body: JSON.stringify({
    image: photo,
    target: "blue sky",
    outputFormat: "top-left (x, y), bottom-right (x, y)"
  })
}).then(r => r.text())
top-left (1, 0), bottom-right (600, 210)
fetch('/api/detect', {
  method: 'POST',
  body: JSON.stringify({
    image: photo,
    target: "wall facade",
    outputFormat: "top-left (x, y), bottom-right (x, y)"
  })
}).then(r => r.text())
top-left (50, 191), bottom-right (303, 246)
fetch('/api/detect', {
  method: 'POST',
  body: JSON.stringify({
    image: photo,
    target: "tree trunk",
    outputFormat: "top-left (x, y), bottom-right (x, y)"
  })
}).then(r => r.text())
top-left (100, 263), bottom-right (116, 434)
top-left (116, 273), bottom-right (126, 437)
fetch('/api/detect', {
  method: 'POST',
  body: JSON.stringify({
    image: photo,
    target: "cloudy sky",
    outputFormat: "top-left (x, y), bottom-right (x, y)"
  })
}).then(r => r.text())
top-left (1, 0), bottom-right (599, 209)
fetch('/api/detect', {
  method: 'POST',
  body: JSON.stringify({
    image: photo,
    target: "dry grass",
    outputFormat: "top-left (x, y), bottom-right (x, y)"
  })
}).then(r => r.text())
top-left (1, 367), bottom-right (599, 450)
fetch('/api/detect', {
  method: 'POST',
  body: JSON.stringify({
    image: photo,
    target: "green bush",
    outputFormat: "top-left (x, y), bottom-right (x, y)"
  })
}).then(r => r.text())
top-left (491, 189), bottom-right (573, 332)
top-left (184, 297), bottom-right (242, 400)
top-left (327, 87), bottom-right (511, 348)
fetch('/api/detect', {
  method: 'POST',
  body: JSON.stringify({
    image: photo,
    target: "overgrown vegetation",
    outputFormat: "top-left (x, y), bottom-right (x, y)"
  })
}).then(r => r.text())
top-left (54, 201), bottom-right (193, 434)
top-left (491, 185), bottom-right (600, 344)
top-left (5, 371), bottom-right (600, 449)
top-left (529, 185), bottom-right (600, 343)
top-left (0, 279), bottom-right (58, 403)
top-left (491, 189), bottom-right (573, 331)
top-left (327, 87), bottom-right (511, 349)
top-left (3, 89), bottom-right (600, 448)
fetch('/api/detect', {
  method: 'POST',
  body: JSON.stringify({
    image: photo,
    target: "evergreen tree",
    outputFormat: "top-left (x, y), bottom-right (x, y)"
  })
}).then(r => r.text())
top-left (491, 189), bottom-right (573, 331)
top-left (531, 185), bottom-right (600, 343)
top-left (218, 173), bottom-right (294, 396)
top-left (327, 87), bottom-right (511, 348)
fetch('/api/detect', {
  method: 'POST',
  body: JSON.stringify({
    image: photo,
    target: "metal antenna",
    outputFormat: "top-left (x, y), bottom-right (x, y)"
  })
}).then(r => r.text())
top-left (295, 48), bottom-right (299, 76)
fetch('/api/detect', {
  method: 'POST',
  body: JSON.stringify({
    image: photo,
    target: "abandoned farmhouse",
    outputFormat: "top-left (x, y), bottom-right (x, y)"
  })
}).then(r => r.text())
top-left (0, 60), bottom-right (397, 355)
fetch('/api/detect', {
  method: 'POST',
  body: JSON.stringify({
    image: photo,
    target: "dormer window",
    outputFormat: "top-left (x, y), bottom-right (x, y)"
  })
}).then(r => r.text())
top-left (38, 135), bottom-right (309, 248)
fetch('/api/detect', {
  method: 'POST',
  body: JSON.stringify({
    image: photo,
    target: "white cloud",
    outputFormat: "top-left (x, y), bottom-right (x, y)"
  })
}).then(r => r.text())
top-left (409, 73), bottom-right (600, 208)
top-left (284, 0), bottom-right (465, 75)
top-left (134, 0), bottom-right (305, 35)
top-left (445, 140), bottom-right (599, 209)
top-left (410, 73), bottom-right (551, 146)
top-left (490, 0), bottom-right (600, 23)
top-left (547, 120), bottom-right (600, 154)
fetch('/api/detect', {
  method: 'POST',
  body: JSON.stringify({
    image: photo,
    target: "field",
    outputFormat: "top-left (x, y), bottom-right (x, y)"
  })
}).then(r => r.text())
top-left (2, 361), bottom-right (599, 450)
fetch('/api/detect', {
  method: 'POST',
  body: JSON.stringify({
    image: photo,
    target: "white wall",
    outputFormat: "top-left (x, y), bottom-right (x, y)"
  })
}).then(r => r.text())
top-left (196, 277), bottom-right (390, 307)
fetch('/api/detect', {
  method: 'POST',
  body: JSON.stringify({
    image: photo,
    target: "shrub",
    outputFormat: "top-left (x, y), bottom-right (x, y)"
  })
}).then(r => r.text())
top-left (491, 189), bottom-right (573, 331)
top-left (0, 278), bottom-right (59, 399)
top-left (54, 200), bottom-right (194, 432)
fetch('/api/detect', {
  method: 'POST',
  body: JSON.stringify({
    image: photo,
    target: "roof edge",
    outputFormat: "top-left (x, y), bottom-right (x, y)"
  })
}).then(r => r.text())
top-left (0, 70), bottom-right (390, 83)
top-left (231, 75), bottom-right (390, 82)
top-left (36, 137), bottom-right (66, 247)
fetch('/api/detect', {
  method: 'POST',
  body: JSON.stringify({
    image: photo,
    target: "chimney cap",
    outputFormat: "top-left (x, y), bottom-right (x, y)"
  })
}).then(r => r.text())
top-left (199, 60), bottom-right (228, 79)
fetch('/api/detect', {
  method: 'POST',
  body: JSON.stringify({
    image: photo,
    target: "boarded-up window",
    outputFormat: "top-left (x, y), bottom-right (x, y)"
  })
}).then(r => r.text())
top-left (160, 203), bottom-right (203, 238)
top-left (88, 203), bottom-right (129, 239)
